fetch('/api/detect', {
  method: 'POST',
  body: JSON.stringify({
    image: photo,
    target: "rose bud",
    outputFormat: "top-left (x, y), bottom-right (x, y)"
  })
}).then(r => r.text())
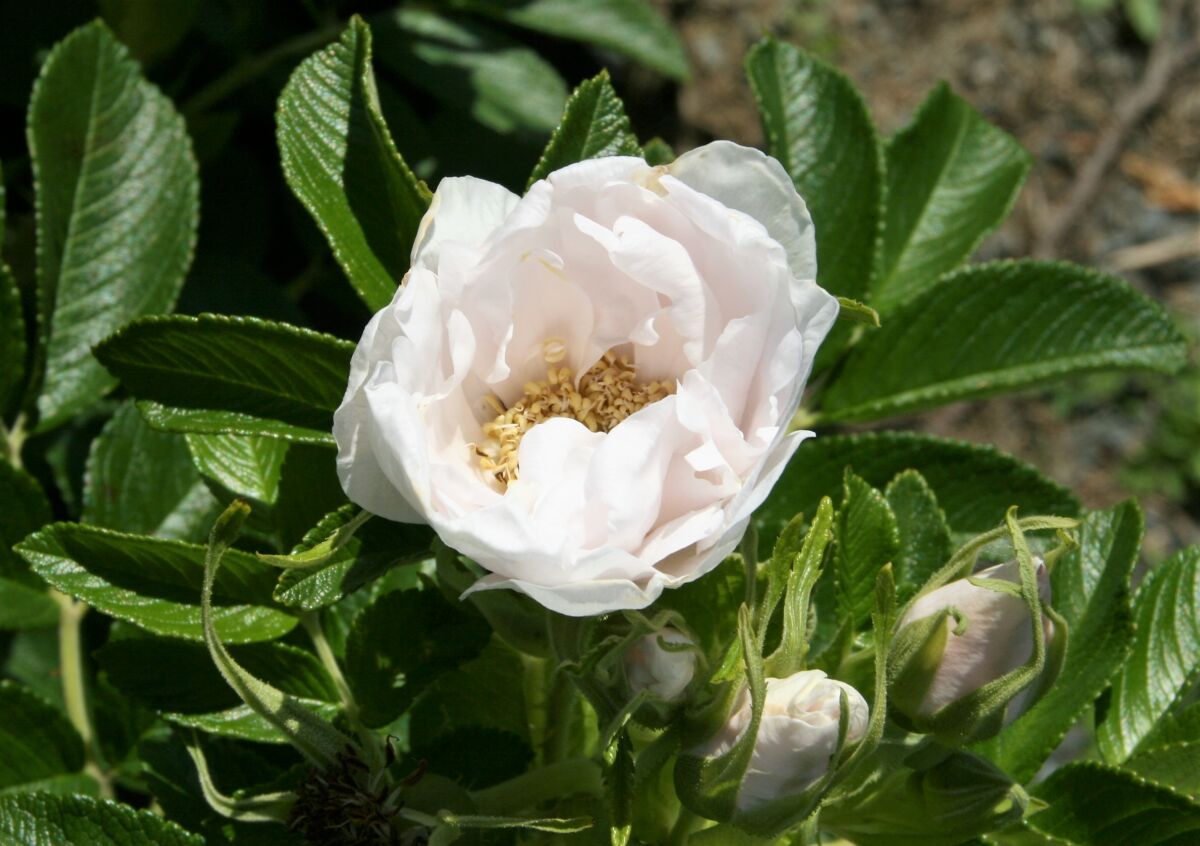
top-left (334, 143), bottom-right (838, 616)
top-left (625, 627), bottom-right (697, 701)
top-left (890, 558), bottom-right (1062, 741)
top-left (702, 670), bottom-right (869, 812)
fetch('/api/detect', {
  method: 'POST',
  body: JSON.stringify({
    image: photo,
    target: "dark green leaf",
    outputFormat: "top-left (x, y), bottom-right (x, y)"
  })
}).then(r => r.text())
top-left (454, 0), bottom-right (688, 80)
top-left (836, 472), bottom-right (899, 627)
top-left (167, 703), bottom-right (339, 746)
top-left (1099, 544), bottom-right (1200, 763)
top-left (1141, 702), bottom-right (1200, 751)
top-left (16, 524), bottom-right (296, 643)
top-left (885, 470), bottom-right (953, 604)
top-left (526, 71), bottom-right (641, 187)
top-left (0, 461), bottom-right (52, 586)
top-left (99, 0), bottom-right (199, 65)
top-left (186, 433), bottom-right (289, 505)
top-left (0, 260), bottom-right (25, 416)
top-left (821, 261), bottom-right (1187, 423)
top-left (273, 507), bottom-right (432, 610)
top-left (976, 502), bottom-right (1140, 781)
top-left (746, 37), bottom-right (882, 302)
top-left (277, 16), bottom-right (430, 311)
top-left (138, 402), bottom-right (334, 447)
top-left (412, 726), bottom-right (532, 790)
top-left (97, 635), bottom-right (336, 714)
top-left (0, 580), bottom-right (58, 630)
top-left (872, 82), bottom-right (1029, 312)
top-left (757, 431), bottom-right (1079, 543)
top-left (372, 8), bottom-right (568, 136)
top-left (0, 682), bottom-right (84, 789)
top-left (28, 21), bottom-right (198, 429)
top-left (1030, 762), bottom-right (1200, 844)
top-left (83, 402), bottom-right (218, 542)
top-left (1126, 742), bottom-right (1200, 801)
top-left (346, 586), bottom-right (491, 727)
top-left (0, 792), bottom-right (204, 845)
top-left (94, 314), bottom-right (353, 431)
top-left (409, 638), bottom-right (529, 742)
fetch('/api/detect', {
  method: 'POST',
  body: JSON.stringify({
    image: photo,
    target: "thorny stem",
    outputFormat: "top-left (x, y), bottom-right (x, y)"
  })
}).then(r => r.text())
top-left (301, 612), bottom-right (382, 769)
top-left (54, 591), bottom-right (113, 798)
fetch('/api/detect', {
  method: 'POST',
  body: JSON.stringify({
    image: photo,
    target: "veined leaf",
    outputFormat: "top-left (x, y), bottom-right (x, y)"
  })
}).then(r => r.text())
top-left (0, 792), bottom-right (203, 846)
top-left (273, 505), bottom-right (432, 610)
top-left (871, 82), bottom-right (1028, 313)
top-left (0, 580), bottom-right (58, 630)
top-left (346, 587), bottom-right (491, 727)
top-left (1099, 544), bottom-right (1200, 763)
top-left (1030, 762), bottom-right (1200, 844)
top-left (0, 259), bottom-right (24, 417)
top-left (166, 702), bottom-right (340, 746)
top-left (94, 314), bottom-right (353, 431)
top-left (372, 8), bottom-right (568, 136)
top-left (16, 524), bottom-right (296, 643)
top-left (976, 502), bottom-right (1140, 781)
top-left (453, 0), bottom-right (688, 81)
top-left (835, 472), bottom-right (899, 626)
top-left (757, 432), bottom-right (1079, 543)
top-left (28, 21), bottom-right (198, 429)
top-left (821, 261), bottom-right (1187, 423)
top-left (885, 470), bottom-right (953, 605)
top-left (278, 15), bottom-right (430, 311)
top-left (0, 682), bottom-right (84, 789)
top-left (746, 38), bottom-right (882, 302)
top-left (138, 402), bottom-right (334, 446)
top-left (83, 402), bottom-right (218, 542)
top-left (1126, 742), bottom-right (1200, 801)
top-left (0, 461), bottom-right (52, 586)
top-left (527, 71), bottom-right (640, 188)
top-left (186, 433), bottom-right (289, 505)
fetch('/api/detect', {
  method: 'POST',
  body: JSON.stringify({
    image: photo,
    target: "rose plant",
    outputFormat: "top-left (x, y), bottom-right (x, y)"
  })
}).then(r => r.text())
top-left (0, 12), bottom-right (1198, 846)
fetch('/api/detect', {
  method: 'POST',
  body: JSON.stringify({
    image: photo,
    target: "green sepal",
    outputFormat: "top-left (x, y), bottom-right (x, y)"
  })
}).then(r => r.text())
top-left (181, 730), bottom-right (294, 823)
top-left (836, 297), bottom-right (881, 328)
top-left (255, 508), bottom-right (372, 569)
top-left (201, 501), bottom-right (356, 769)
top-left (887, 609), bottom-right (954, 722)
top-left (764, 498), bottom-right (834, 678)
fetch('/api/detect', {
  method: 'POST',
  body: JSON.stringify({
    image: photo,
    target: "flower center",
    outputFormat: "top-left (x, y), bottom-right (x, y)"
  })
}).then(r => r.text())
top-left (476, 339), bottom-right (675, 486)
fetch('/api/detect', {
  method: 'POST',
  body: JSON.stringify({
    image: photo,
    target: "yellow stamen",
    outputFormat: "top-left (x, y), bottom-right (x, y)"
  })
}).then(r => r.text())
top-left (478, 346), bottom-right (674, 486)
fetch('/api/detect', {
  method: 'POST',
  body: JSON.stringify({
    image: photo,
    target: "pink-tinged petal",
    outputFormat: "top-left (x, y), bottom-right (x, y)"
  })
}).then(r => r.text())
top-left (412, 176), bottom-right (519, 272)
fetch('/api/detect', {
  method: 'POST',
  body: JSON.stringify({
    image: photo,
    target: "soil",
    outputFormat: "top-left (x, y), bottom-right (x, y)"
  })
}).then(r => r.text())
top-left (642, 0), bottom-right (1200, 562)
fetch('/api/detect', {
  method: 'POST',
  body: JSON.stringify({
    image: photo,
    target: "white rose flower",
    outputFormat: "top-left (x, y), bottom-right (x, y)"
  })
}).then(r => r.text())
top-left (702, 671), bottom-right (869, 811)
top-left (897, 558), bottom-right (1054, 719)
top-left (334, 142), bottom-right (838, 616)
top-left (625, 627), bottom-right (697, 700)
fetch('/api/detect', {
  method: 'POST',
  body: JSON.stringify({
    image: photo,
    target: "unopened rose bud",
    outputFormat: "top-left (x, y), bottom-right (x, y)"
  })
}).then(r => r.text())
top-left (893, 558), bottom-right (1057, 730)
top-left (704, 670), bottom-right (869, 811)
top-left (625, 628), bottom-right (697, 701)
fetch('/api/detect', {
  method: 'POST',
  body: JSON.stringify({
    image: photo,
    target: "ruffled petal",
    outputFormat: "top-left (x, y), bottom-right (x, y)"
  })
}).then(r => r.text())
top-left (412, 176), bottom-right (519, 272)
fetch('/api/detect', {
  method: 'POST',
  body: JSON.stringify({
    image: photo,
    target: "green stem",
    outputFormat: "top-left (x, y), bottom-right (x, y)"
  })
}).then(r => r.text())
top-left (183, 24), bottom-right (342, 117)
top-left (300, 612), bottom-right (381, 768)
top-left (470, 757), bottom-right (603, 815)
top-left (54, 591), bottom-right (112, 798)
top-left (521, 654), bottom-right (550, 766)
top-left (2, 413), bottom-right (27, 469)
top-left (666, 807), bottom-right (700, 846)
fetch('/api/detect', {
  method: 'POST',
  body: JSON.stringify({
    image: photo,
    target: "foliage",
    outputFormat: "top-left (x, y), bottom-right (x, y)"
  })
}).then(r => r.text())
top-left (0, 7), bottom-right (1194, 846)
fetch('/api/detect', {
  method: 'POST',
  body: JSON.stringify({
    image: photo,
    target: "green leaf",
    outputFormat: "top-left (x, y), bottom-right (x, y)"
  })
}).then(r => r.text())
top-left (836, 472), bottom-right (899, 626)
top-left (454, 0), bottom-right (688, 80)
top-left (975, 502), bottom-right (1140, 781)
top-left (1141, 702), bottom-right (1200, 751)
top-left (871, 82), bottom-right (1029, 313)
top-left (138, 402), bottom-right (334, 447)
top-left (28, 21), bottom-right (198, 429)
top-left (757, 431), bottom-right (1079, 542)
top-left (1126, 742), bottom-right (1200, 801)
top-left (0, 260), bottom-right (25, 417)
top-left (166, 703), bottom-right (339, 746)
top-left (372, 8), bottom-right (568, 135)
top-left (200, 502), bottom-right (353, 767)
top-left (1030, 762), bottom-right (1200, 844)
top-left (277, 16), bottom-right (430, 311)
top-left (527, 71), bottom-right (641, 188)
top-left (745, 38), bottom-right (882, 302)
top-left (186, 433), bottom-right (289, 505)
top-left (410, 638), bottom-right (530, 742)
top-left (16, 524), bottom-right (296, 643)
top-left (821, 261), bottom-right (1188, 423)
top-left (0, 682), bottom-right (84, 789)
top-left (0, 775), bottom-right (100, 798)
top-left (884, 471), bottom-right (952, 604)
top-left (83, 402), bottom-right (218, 542)
top-left (0, 792), bottom-right (204, 845)
top-left (97, 634), bottom-right (336, 714)
top-left (0, 580), bottom-right (58, 630)
top-left (273, 507), bottom-right (432, 610)
top-left (1099, 544), bottom-right (1200, 763)
top-left (412, 726), bottom-right (532, 790)
top-left (346, 586), bottom-right (491, 727)
top-left (0, 461), bottom-right (53, 586)
top-left (94, 314), bottom-right (354, 431)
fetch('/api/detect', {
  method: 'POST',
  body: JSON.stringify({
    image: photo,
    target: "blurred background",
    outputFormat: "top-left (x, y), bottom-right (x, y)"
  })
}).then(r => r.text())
top-left (1, 0), bottom-right (1197, 561)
